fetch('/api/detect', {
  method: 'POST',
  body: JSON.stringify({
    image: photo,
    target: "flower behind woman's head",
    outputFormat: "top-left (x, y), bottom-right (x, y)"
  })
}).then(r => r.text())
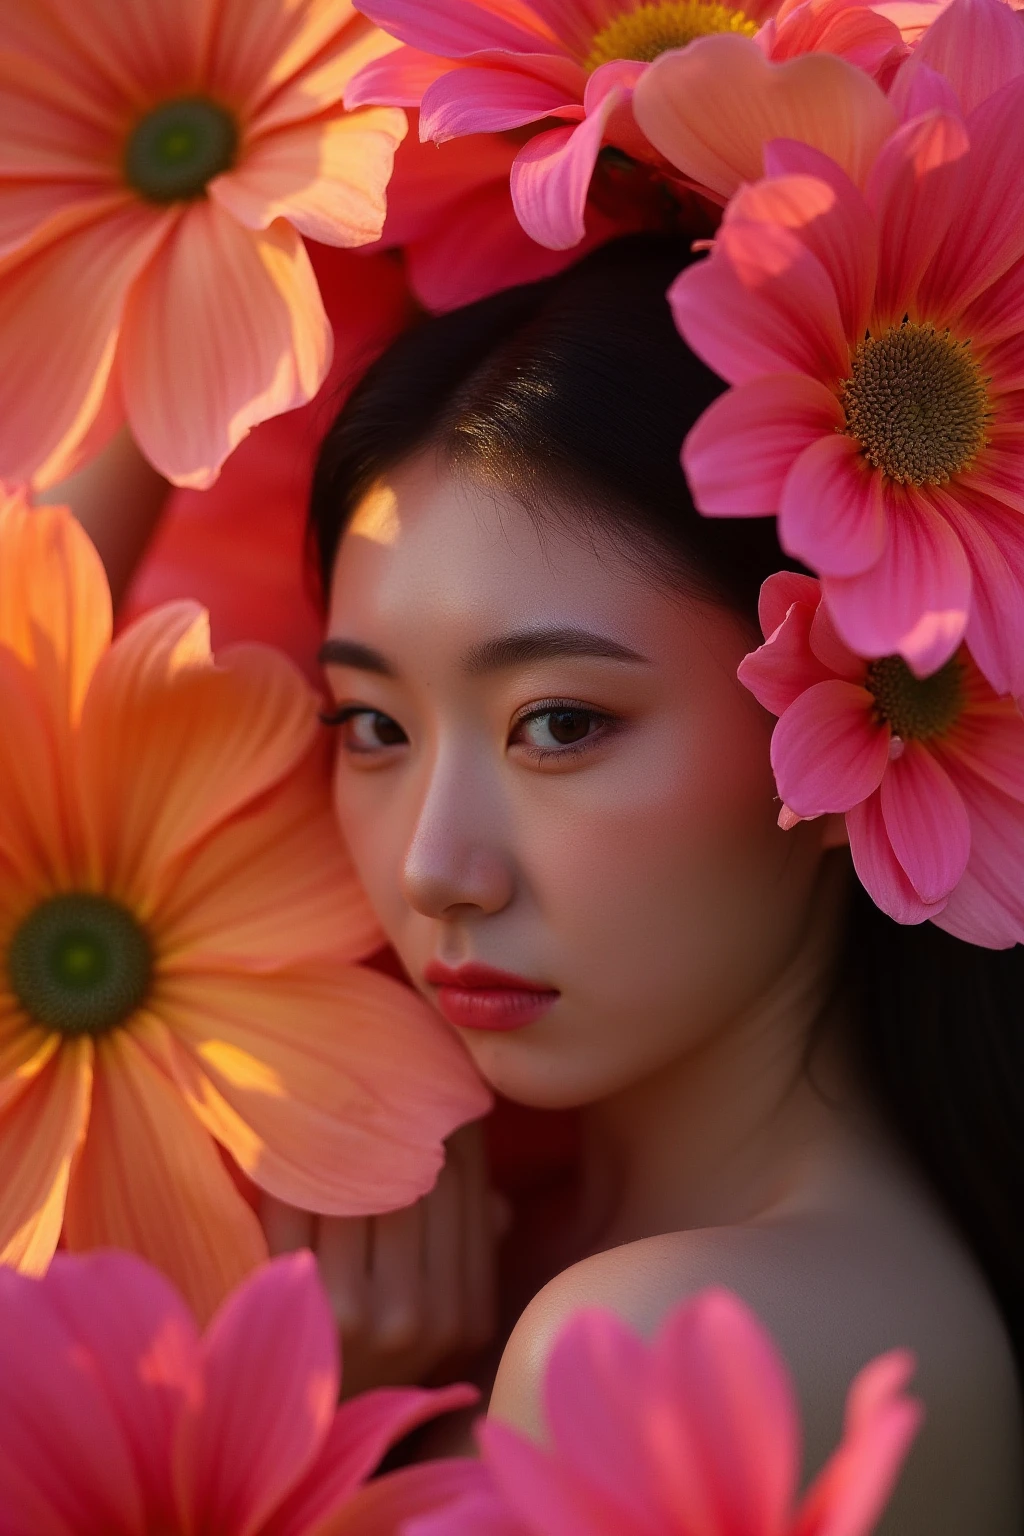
top-left (0, 489), bottom-right (489, 1321)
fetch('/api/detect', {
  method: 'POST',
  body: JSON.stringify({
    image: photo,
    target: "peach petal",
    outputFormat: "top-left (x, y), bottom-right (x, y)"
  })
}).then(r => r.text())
top-left (879, 741), bottom-right (970, 901)
top-left (211, 110), bottom-right (407, 246)
top-left (908, 0), bottom-right (1024, 115)
top-left (772, 680), bottom-right (887, 815)
top-left (0, 1038), bottom-right (92, 1275)
top-left (738, 599), bottom-right (835, 716)
top-left (0, 55), bottom-right (120, 181)
top-left (62, 1024), bottom-right (267, 1325)
top-left (158, 961), bottom-right (490, 1215)
top-left (118, 202), bottom-right (332, 488)
top-left (511, 88), bottom-right (623, 250)
top-left (0, 182), bottom-right (123, 262)
top-left (204, 0), bottom-right (359, 108)
top-left (779, 434), bottom-right (887, 577)
top-left (0, 203), bottom-right (172, 488)
top-left (254, 22), bottom-right (406, 136)
top-left (631, 37), bottom-right (896, 200)
top-left (61, 0), bottom-right (212, 104)
top-left (0, 1026), bottom-right (61, 1116)
top-left (684, 373), bottom-right (844, 515)
top-left (0, 647), bottom-right (76, 894)
top-left (0, 4), bottom-right (130, 129)
top-left (77, 623), bottom-right (318, 904)
top-left (846, 789), bottom-right (947, 924)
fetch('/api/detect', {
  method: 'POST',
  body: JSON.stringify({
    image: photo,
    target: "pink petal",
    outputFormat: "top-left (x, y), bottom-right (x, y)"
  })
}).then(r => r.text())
top-left (887, 58), bottom-right (963, 121)
top-left (421, 64), bottom-right (582, 141)
top-left (920, 76), bottom-right (1024, 320)
top-left (846, 789), bottom-right (949, 923)
top-left (344, 47), bottom-right (452, 108)
top-left (822, 490), bottom-right (971, 674)
top-left (909, 0), bottom-right (1024, 114)
top-left (510, 88), bottom-right (624, 250)
top-left (865, 110), bottom-right (969, 325)
top-left (934, 486), bottom-right (1024, 696)
top-left (758, 570), bottom-right (825, 636)
top-left (940, 705), bottom-right (1024, 803)
top-left (318, 1460), bottom-right (497, 1536)
top-left (404, 1490), bottom-right (532, 1536)
top-left (353, 0), bottom-right (555, 56)
top-left (878, 740), bottom-right (970, 901)
top-left (684, 374), bottom-right (844, 516)
top-left (210, 111), bottom-right (407, 247)
top-left (119, 202), bottom-right (331, 488)
top-left (809, 600), bottom-right (866, 679)
top-left (768, 0), bottom-right (907, 79)
top-left (0, 1264), bottom-right (148, 1535)
top-left (780, 434), bottom-right (888, 577)
top-left (772, 680), bottom-right (888, 815)
top-left (958, 251), bottom-right (1024, 349)
top-left (42, 1252), bottom-right (200, 1530)
top-left (264, 1385), bottom-right (479, 1536)
top-left (175, 1253), bottom-right (336, 1535)
top-left (930, 764), bottom-right (1024, 946)
top-left (670, 223), bottom-right (848, 387)
top-left (735, 153), bottom-right (876, 340)
top-left (0, 203), bottom-right (170, 487)
top-left (738, 599), bottom-right (836, 717)
top-left (478, 1419), bottom-right (624, 1536)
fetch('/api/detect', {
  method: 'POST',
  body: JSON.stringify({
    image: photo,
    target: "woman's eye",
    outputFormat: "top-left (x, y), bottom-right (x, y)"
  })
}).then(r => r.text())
top-left (514, 706), bottom-right (606, 755)
top-left (322, 706), bottom-right (408, 753)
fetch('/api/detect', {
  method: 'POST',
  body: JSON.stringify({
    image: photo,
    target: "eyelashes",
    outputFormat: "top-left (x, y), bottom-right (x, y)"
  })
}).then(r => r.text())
top-left (322, 698), bottom-right (617, 763)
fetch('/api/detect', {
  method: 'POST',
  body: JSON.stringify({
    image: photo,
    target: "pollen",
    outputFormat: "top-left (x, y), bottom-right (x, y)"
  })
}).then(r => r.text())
top-left (840, 321), bottom-right (990, 486)
top-left (584, 0), bottom-right (758, 70)
top-left (865, 654), bottom-right (965, 743)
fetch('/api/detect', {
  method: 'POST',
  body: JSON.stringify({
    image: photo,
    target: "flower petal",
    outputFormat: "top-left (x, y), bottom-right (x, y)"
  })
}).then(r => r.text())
top-left (780, 434), bottom-right (887, 577)
top-left (265, 1385), bottom-right (479, 1536)
top-left (846, 789), bottom-right (947, 923)
top-left (204, 0), bottom-right (367, 110)
top-left (478, 1418), bottom-right (625, 1536)
top-left (510, 90), bottom-right (623, 251)
top-left (76, 622), bottom-right (318, 906)
top-left (878, 740), bottom-right (970, 902)
top-left (62, 1025), bottom-right (267, 1324)
top-left (0, 1038), bottom-right (92, 1274)
top-left (402, 1490), bottom-right (530, 1536)
top-left (0, 203), bottom-right (171, 487)
top-left (684, 374), bottom-right (844, 516)
top-left (822, 489), bottom-right (971, 674)
top-left (421, 63), bottom-right (581, 141)
top-left (345, 45), bottom-right (451, 108)
top-left (758, 570), bottom-right (825, 637)
top-left (0, 647), bottom-right (75, 892)
top-left (352, 0), bottom-right (556, 56)
top-left (930, 763), bottom-right (1024, 946)
top-left (632, 36), bottom-right (896, 200)
top-left (58, 0), bottom-right (211, 101)
top-left (175, 1253), bottom-right (336, 1536)
top-left (158, 962), bottom-right (490, 1216)
top-left (310, 1460), bottom-right (497, 1536)
top-left (771, 680), bottom-right (888, 815)
top-left (670, 223), bottom-right (848, 387)
top-left (933, 486), bottom-right (1024, 696)
top-left (907, 0), bottom-right (1024, 115)
top-left (119, 203), bottom-right (332, 488)
top-left (940, 701), bottom-right (1024, 803)
top-left (738, 599), bottom-right (835, 717)
top-left (211, 111), bottom-right (407, 247)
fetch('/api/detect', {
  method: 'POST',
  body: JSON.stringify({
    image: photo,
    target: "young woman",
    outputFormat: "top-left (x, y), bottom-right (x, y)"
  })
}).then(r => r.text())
top-left (265, 236), bottom-right (1023, 1532)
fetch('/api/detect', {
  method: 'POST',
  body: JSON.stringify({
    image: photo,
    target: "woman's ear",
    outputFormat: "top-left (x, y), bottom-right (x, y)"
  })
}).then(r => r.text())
top-left (820, 812), bottom-right (850, 851)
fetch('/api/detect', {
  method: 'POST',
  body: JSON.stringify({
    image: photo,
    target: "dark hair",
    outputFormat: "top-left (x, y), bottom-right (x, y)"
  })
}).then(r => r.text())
top-left (309, 234), bottom-right (1024, 1377)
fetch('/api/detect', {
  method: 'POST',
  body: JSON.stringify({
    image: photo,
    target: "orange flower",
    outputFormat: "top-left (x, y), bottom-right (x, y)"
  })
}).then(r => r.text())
top-left (0, 490), bottom-right (489, 1321)
top-left (0, 0), bottom-right (407, 490)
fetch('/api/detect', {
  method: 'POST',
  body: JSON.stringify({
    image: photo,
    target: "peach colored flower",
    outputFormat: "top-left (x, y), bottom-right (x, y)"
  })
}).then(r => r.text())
top-left (407, 1288), bottom-right (922, 1536)
top-left (665, 82), bottom-right (1024, 694)
top-left (0, 1249), bottom-right (488, 1535)
top-left (739, 572), bottom-right (1024, 944)
top-left (0, 0), bottom-right (408, 489)
top-left (0, 490), bottom-right (489, 1320)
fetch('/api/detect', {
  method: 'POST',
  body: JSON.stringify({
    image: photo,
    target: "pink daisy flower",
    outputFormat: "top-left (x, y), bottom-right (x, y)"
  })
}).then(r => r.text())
top-left (0, 1248), bottom-right (486, 1536)
top-left (406, 1288), bottom-right (921, 1536)
top-left (739, 571), bottom-right (1024, 945)
top-left (669, 69), bottom-right (1024, 695)
top-left (0, 0), bottom-right (408, 490)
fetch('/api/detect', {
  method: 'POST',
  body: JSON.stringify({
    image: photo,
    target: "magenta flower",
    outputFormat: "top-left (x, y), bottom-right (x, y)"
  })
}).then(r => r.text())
top-left (670, 16), bottom-right (1024, 695)
top-left (405, 1288), bottom-right (921, 1536)
top-left (739, 571), bottom-right (1024, 945)
top-left (0, 1249), bottom-right (485, 1536)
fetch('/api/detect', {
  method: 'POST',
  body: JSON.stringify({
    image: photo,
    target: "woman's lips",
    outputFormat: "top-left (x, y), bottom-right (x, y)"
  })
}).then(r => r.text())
top-left (423, 961), bottom-right (559, 1032)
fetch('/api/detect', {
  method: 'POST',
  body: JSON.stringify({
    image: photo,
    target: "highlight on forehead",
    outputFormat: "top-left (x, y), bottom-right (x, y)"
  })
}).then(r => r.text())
top-left (347, 480), bottom-right (401, 546)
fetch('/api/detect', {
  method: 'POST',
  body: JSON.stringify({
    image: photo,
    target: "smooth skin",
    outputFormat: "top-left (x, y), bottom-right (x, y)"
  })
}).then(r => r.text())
top-left (306, 451), bottom-right (1021, 1531)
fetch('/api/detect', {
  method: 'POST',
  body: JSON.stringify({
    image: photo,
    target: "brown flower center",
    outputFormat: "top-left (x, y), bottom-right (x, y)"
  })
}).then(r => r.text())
top-left (841, 322), bottom-right (990, 486)
top-left (585, 0), bottom-right (758, 70)
top-left (865, 653), bottom-right (965, 742)
top-left (7, 893), bottom-right (152, 1035)
top-left (125, 96), bottom-right (238, 203)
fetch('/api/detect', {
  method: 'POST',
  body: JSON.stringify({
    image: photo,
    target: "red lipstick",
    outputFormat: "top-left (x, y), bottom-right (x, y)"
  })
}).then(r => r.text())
top-left (423, 961), bottom-right (558, 1032)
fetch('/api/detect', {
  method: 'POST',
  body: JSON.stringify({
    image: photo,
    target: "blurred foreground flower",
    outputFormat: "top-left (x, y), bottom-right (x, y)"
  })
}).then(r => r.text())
top-left (407, 1289), bottom-right (922, 1536)
top-left (0, 0), bottom-right (407, 489)
top-left (0, 1249), bottom-right (485, 1536)
top-left (0, 492), bottom-right (488, 1319)
top-left (740, 572), bottom-right (1024, 944)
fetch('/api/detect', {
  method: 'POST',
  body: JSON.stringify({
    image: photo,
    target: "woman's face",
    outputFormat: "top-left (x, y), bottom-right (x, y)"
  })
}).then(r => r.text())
top-left (325, 453), bottom-right (838, 1108)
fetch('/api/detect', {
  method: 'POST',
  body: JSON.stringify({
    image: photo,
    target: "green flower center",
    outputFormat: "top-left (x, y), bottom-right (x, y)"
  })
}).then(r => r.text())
top-left (124, 96), bottom-right (238, 203)
top-left (865, 653), bottom-right (965, 742)
top-left (585, 0), bottom-right (757, 70)
top-left (7, 894), bottom-right (152, 1036)
top-left (841, 321), bottom-right (990, 486)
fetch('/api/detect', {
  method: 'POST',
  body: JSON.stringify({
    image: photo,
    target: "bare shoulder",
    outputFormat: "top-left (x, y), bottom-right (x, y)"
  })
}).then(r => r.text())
top-left (490, 1215), bottom-right (1023, 1535)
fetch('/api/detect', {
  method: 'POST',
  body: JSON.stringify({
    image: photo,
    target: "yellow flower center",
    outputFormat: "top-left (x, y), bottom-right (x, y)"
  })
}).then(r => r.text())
top-left (865, 653), bottom-right (965, 742)
top-left (841, 322), bottom-right (990, 486)
top-left (7, 893), bottom-right (152, 1035)
top-left (585, 0), bottom-right (758, 70)
top-left (124, 96), bottom-right (238, 203)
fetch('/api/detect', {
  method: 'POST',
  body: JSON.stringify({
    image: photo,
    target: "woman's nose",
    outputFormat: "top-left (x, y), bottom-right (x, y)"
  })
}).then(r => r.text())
top-left (400, 762), bottom-right (514, 920)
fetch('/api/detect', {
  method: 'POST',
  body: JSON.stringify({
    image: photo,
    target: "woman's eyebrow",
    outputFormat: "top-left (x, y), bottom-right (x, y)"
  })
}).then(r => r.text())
top-left (463, 627), bottom-right (649, 674)
top-left (318, 638), bottom-right (396, 676)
